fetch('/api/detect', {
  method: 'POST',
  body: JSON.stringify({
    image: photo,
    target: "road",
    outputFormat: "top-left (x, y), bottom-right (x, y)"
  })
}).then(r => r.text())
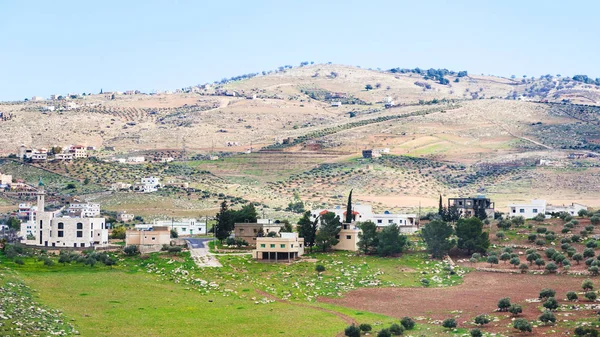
top-left (184, 237), bottom-right (222, 267)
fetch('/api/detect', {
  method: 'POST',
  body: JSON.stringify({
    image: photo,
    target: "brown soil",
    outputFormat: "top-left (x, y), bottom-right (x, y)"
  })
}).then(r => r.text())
top-left (320, 271), bottom-right (600, 335)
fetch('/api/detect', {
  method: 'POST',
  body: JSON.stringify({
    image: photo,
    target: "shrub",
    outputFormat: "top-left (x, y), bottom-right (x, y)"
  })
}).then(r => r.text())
top-left (168, 246), bottom-right (182, 254)
top-left (315, 265), bottom-right (325, 273)
top-left (442, 318), bottom-right (457, 329)
top-left (536, 227), bottom-right (547, 234)
top-left (585, 248), bottom-right (596, 258)
top-left (573, 253), bottom-right (584, 264)
top-left (470, 329), bottom-right (483, 337)
top-left (583, 279), bottom-right (594, 291)
top-left (498, 297), bottom-right (511, 311)
top-left (574, 326), bottom-right (600, 336)
top-left (591, 216), bottom-right (600, 225)
top-left (509, 304), bottom-right (523, 316)
top-left (534, 213), bottom-right (546, 221)
top-left (496, 232), bottom-right (505, 240)
top-left (539, 310), bottom-right (556, 325)
top-left (539, 288), bottom-right (556, 299)
top-left (587, 240), bottom-right (597, 248)
top-left (124, 245), bottom-right (139, 256)
top-left (543, 297), bottom-right (559, 310)
top-left (474, 314), bottom-right (490, 325)
top-left (359, 323), bottom-right (372, 332)
top-left (344, 325), bottom-right (361, 337)
top-left (567, 291), bottom-right (578, 301)
top-left (14, 257), bottom-right (24, 265)
top-left (389, 323), bottom-right (404, 336)
top-left (487, 256), bottom-right (499, 267)
top-left (513, 319), bottom-right (532, 333)
top-left (377, 329), bottom-right (392, 337)
top-left (545, 262), bottom-right (558, 273)
top-left (545, 248), bottom-right (557, 258)
top-left (585, 291), bottom-right (597, 301)
top-left (586, 225), bottom-right (595, 232)
top-left (519, 263), bottom-right (529, 273)
top-left (170, 229), bottom-right (179, 238)
top-left (527, 234), bottom-right (537, 242)
top-left (400, 317), bottom-right (415, 330)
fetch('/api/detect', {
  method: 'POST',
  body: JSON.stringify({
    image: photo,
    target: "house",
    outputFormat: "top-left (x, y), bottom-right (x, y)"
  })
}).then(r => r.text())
top-left (67, 202), bottom-right (101, 217)
top-left (125, 226), bottom-right (171, 246)
top-left (568, 153), bottom-right (586, 159)
top-left (252, 232), bottom-right (304, 262)
top-left (135, 176), bottom-right (160, 193)
top-left (331, 101), bottom-right (342, 107)
top-left (233, 222), bottom-right (283, 246)
top-left (43, 106), bottom-right (55, 112)
top-left (373, 148), bottom-right (390, 156)
top-left (18, 203), bottom-right (37, 220)
top-left (55, 153), bottom-right (73, 161)
top-left (546, 203), bottom-right (587, 216)
top-left (507, 200), bottom-right (547, 219)
top-left (150, 218), bottom-right (206, 235)
top-left (448, 196), bottom-right (495, 218)
top-left (384, 97), bottom-right (395, 108)
top-left (31, 96), bottom-right (45, 101)
top-left (104, 146), bottom-right (116, 151)
top-left (311, 204), bottom-right (418, 233)
top-left (70, 145), bottom-right (87, 159)
top-left (20, 181), bottom-right (109, 248)
top-left (159, 157), bottom-right (174, 163)
top-left (31, 150), bottom-right (48, 162)
top-left (0, 173), bottom-right (12, 186)
top-left (127, 156), bottom-right (145, 163)
top-left (362, 150), bottom-right (374, 158)
top-left (86, 146), bottom-right (97, 151)
top-left (117, 211), bottom-right (135, 222)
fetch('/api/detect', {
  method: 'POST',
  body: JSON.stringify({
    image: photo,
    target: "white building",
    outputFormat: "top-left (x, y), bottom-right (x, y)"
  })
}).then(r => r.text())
top-left (55, 153), bottom-right (73, 161)
top-left (546, 203), bottom-right (587, 216)
top-left (135, 176), bottom-right (160, 193)
top-left (507, 199), bottom-right (547, 219)
top-left (20, 181), bottom-right (108, 248)
top-left (311, 204), bottom-right (418, 233)
top-left (70, 145), bottom-right (87, 158)
top-left (111, 182), bottom-right (132, 191)
top-left (127, 156), bottom-right (145, 163)
top-left (0, 173), bottom-right (12, 186)
top-left (68, 202), bottom-right (101, 217)
top-left (135, 218), bottom-right (206, 235)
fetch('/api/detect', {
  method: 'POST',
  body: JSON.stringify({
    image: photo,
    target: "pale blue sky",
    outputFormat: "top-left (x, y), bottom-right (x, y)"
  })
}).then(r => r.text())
top-left (1, 0), bottom-right (599, 100)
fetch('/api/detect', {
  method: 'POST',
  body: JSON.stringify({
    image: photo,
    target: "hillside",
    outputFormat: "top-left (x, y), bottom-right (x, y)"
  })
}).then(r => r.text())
top-left (1, 64), bottom-right (599, 217)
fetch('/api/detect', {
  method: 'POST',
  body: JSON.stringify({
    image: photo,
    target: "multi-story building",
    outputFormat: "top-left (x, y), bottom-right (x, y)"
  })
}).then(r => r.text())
top-left (233, 222), bottom-right (283, 246)
top-left (71, 145), bottom-right (87, 159)
top-left (448, 196), bottom-right (495, 218)
top-left (20, 181), bottom-right (109, 248)
top-left (67, 202), bottom-right (101, 217)
top-left (253, 232), bottom-right (304, 262)
top-left (117, 211), bottom-right (135, 222)
top-left (135, 218), bottom-right (206, 236)
top-left (135, 176), bottom-right (160, 193)
top-left (507, 199), bottom-right (547, 219)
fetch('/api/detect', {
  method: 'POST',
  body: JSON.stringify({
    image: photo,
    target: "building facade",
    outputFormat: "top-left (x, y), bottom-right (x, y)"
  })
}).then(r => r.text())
top-left (253, 232), bottom-right (304, 262)
top-left (311, 204), bottom-right (418, 233)
top-left (448, 197), bottom-right (495, 218)
top-left (67, 202), bottom-right (101, 217)
top-left (126, 226), bottom-right (171, 246)
top-left (507, 199), bottom-right (547, 219)
top-left (135, 219), bottom-right (206, 236)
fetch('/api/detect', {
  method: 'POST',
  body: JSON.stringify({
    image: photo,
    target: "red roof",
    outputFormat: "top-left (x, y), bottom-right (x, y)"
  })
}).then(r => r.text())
top-left (319, 210), bottom-right (330, 216)
top-left (343, 211), bottom-right (360, 215)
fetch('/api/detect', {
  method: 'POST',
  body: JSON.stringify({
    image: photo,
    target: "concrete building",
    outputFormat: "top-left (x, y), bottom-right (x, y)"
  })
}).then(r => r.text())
top-left (0, 173), bottom-right (12, 186)
top-left (18, 203), bottom-right (36, 220)
top-left (233, 223), bottom-right (283, 246)
top-left (135, 176), bottom-right (160, 193)
top-left (546, 203), bottom-right (588, 216)
top-left (311, 204), bottom-right (418, 233)
top-left (55, 153), bottom-right (73, 161)
top-left (448, 196), bottom-right (495, 218)
top-left (126, 226), bottom-right (171, 246)
top-left (127, 156), bottom-right (145, 163)
top-left (117, 211), bottom-right (135, 222)
top-left (111, 182), bottom-right (132, 191)
top-left (135, 219), bottom-right (206, 236)
top-left (20, 181), bottom-right (108, 248)
top-left (71, 145), bottom-right (87, 159)
top-left (334, 223), bottom-right (360, 251)
top-left (67, 202), bottom-right (101, 217)
top-left (508, 200), bottom-right (547, 219)
top-left (253, 232), bottom-right (304, 262)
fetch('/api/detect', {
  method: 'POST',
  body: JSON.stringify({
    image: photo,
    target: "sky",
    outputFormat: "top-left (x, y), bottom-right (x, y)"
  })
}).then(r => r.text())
top-left (1, 0), bottom-right (599, 101)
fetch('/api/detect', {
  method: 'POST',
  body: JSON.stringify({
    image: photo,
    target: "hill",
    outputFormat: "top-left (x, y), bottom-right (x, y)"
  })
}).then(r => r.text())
top-left (1, 64), bottom-right (599, 217)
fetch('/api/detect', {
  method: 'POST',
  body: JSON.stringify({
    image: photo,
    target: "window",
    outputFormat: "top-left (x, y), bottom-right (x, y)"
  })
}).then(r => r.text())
top-left (152, 237), bottom-right (155, 240)
top-left (77, 231), bottom-right (83, 238)
top-left (512, 208), bottom-right (516, 213)
top-left (388, 220), bottom-right (393, 224)
top-left (40, 220), bottom-right (43, 229)
top-left (91, 223), bottom-right (93, 230)
top-left (519, 209), bottom-right (525, 213)
top-left (280, 244), bottom-right (285, 248)
top-left (77, 223), bottom-right (83, 229)
top-left (239, 228), bottom-right (244, 233)
top-left (182, 228), bottom-right (186, 232)
top-left (343, 224), bottom-right (348, 230)
top-left (299, 244), bottom-right (303, 247)
top-left (58, 231), bottom-right (64, 237)
top-left (377, 219), bottom-right (382, 224)
top-left (291, 244), bottom-right (294, 248)
top-left (253, 229), bottom-right (257, 233)
top-left (532, 209), bottom-right (538, 213)
top-left (260, 244), bottom-right (265, 248)
top-left (58, 222), bottom-right (64, 229)
top-left (335, 235), bottom-right (340, 239)
top-left (346, 235), bottom-right (351, 240)
top-left (270, 244), bottom-right (275, 248)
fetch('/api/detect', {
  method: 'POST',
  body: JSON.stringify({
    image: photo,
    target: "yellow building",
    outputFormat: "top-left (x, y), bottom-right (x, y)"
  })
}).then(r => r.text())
top-left (253, 232), bottom-right (304, 262)
top-left (333, 223), bottom-right (361, 251)
top-left (125, 226), bottom-right (171, 246)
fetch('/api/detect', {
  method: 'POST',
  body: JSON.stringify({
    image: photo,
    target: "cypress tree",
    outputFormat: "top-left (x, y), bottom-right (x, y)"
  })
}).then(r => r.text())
top-left (345, 189), bottom-right (353, 223)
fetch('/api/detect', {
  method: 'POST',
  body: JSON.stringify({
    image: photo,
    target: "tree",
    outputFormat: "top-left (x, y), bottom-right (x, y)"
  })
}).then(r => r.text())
top-left (500, 252), bottom-right (511, 264)
top-left (566, 291), bottom-right (578, 301)
top-left (58, 254), bottom-right (70, 265)
top-left (535, 258), bottom-right (545, 269)
top-left (376, 224), bottom-right (408, 257)
top-left (170, 229), bottom-right (179, 238)
top-left (574, 253), bottom-right (584, 264)
top-left (470, 328), bottom-right (482, 337)
top-left (543, 297), bottom-right (559, 310)
top-left (359, 324), bottom-right (372, 332)
top-left (215, 201), bottom-right (232, 242)
top-left (345, 190), bottom-right (353, 223)
top-left (574, 326), bottom-right (599, 336)
top-left (539, 288), bottom-right (556, 299)
top-left (389, 324), bottom-right (403, 335)
top-left (123, 245), bottom-right (139, 256)
top-left (358, 221), bottom-right (378, 255)
top-left (474, 314), bottom-right (490, 326)
top-left (315, 265), bottom-right (325, 273)
top-left (497, 297), bottom-right (511, 312)
top-left (400, 317), bottom-right (415, 330)
top-left (591, 216), bottom-right (600, 225)
top-left (526, 253), bottom-right (539, 265)
top-left (279, 220), bottom-right (293, 233)
top-left (421, 220), bottom-right (455, 258)
top-left (545, 262), bottom-right (558, 273)
top-left (297, 211), bottom-right (318, 252)
top-left (445, 205), bottom-right (461, 223)
top-left (583, 279), bottom-right (594, 291)
top-left (365, 84), bottom-right (373, 91)
top-left (455, 217), bottom-right (489, 254)
top-left (510, 257), bottom-right (520, 268)
top-left (487, 255), bottom-right (499, 267)
top-left (509, 304), bottom-right (523, 316)
top-left (585, 291), bottom-right (597, 301)
top-left (316, 212), bottom-right (341, 252)
top-left (344, 325), bottom-right (361, 337)
top-left (513, 319), bottom-right (532, 333)
top-left (438, 195), bottom-right (444, 217)
top-left (6, 217), bottom-right (20, 230)
top-left (377, 329), bottom-right (391, 337)
top-left (442, 318), bottom-right (457, 329)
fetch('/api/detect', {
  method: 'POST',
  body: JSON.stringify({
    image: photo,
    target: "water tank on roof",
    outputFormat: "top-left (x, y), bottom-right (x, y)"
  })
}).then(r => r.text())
top-left (384, 210), bottom-right (391, 214)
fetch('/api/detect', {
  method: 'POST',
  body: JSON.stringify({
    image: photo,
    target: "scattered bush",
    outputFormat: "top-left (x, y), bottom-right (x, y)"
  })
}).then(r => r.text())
top-left (344, 325), bottom-right (361, 337)
top-left (539, 310), bottom-right (556, 325)
top-left (583, 279), bottom-right (594, 291)
top-left (543, 297), bottom-right (559, 310)
top-left (400, 317), bottom-right (415, 330)
top-left (359, 323), bottom-right (372, 332)
top-left (470, 328), bottom-right (482, 337)
top-left (585, 291), bottom-right (598, 301)
top-left (498, 297), bottom-right (511, 311)
top-left (315, 265), bottom-right (326, 273)
top-left (509, 304), bottom-right (523, 316)
top-left (474, 314), bottom-right (490, 326)
top-left (377, 329), bottom-right (392, 337)
top-left (539, 288), bottom-right (556, 299)
top-left (442, 318), bottom-right (457, 329)
top-left (124, 245), bottom-right (139, 256)
top-left (513, 319), bottom-right (532, 333)
top-left (567, 291), bottom-right (578, 301)
top-left (389, 323), bottom-right (404, 335)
